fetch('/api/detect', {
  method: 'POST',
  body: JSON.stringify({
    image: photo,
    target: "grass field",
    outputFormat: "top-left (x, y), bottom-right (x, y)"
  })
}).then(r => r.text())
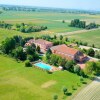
top-left (0, 11), bottom-right (100, 33)
top-left (0, 54), bottom-right (90, 100)
top-left (68, 29), bottom-right (100, 48)
top-left (0, 11), bottom-right (83, 33)
top-left (0, 11), bottom-right (100, 44)
top-left (0, 28), bottom-right (40, 43)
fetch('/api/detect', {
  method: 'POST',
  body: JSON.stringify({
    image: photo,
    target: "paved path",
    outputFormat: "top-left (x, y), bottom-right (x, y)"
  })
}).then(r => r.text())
top-left (73, 76), bottom-right (100, 100)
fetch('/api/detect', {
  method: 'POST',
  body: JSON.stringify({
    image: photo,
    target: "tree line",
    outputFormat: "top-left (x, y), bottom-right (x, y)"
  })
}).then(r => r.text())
top-left (0, 21), bottom-right (47, 33)
top-left (2, 7), bottom-right (36, 12)
top-left (0, 36), bottom-right (40, 63)
top-left (81, 48), bottom-right (100, 59)
top-left (70, 19), bottom-right (99, 29)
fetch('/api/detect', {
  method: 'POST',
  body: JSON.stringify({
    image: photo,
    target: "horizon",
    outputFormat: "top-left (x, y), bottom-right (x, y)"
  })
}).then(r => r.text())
top-left (0, 0), bottom-right (100, 11)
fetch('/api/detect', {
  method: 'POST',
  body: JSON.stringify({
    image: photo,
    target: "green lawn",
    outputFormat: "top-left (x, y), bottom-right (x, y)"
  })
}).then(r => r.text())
top-left (68, 29), bottom-right (100, 48)
top-left (0, 55), bottom-right (90, 100)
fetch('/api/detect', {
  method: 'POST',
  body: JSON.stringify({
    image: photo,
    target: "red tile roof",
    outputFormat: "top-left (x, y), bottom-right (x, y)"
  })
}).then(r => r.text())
top-left (35, 39), bottom-right (53, 45)
top-left (51, 44), bottom-right (78, 56)
top-left (27, 39), bottom-right (52, 45)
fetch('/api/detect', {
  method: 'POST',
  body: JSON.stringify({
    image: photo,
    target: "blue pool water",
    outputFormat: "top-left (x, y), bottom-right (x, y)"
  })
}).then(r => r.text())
top-left (34, 62), bottom-right (52, 70)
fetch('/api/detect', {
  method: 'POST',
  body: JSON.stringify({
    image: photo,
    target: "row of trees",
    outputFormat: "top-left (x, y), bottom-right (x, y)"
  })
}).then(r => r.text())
top-left (15, 23), bottom-right (47, 33)
top-left (70, 19), bottom-right (99, 29)
top-left (0, 21), bottom-right (12, 29)
top-left (2, 7), bottom-right (36, 12)
top-left (81, 48), bottom-right (100, 59)
top-left (0, 21), bottom-right (47, 33)
top-left (0, 36), bottom-right (39, 61)
top-left (40, 35), bottom-right (99, 48)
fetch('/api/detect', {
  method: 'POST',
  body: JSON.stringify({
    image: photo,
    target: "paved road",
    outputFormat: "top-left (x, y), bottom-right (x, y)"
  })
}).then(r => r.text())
top-left (73, 76), bottom-right (100, 100)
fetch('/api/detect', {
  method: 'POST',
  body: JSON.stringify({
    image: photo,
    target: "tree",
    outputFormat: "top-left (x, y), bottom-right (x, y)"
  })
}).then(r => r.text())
top-left (12, 46), bottom-right (26, 60)
top-left (62, 20), bottom-right (65, 23)
top-left (92, 44), bottom-right (95, 48)
top-left (65, 60), bottom-right (76, 72)
top-left (58, 58), bottom-right (67, 67)
top-left (70, 19), bottom-right (86, 28)
top-left (60, 35), bottom-right (63, 40)
top-left (26, 46), bottom-right (35, 55)
top-left (50, 54), bottom-right (59, 66)
top-left (87, 48), bottom-right (95, 57)
top-left (95, 51), bottom-right (100, 59)
top-left (95, 62), bottom-right (100, 75)
top-left (65, 37), bottom-right (68, 42)
top-left (46, 49), bottom-right (52, 63)
top-left (27, 55), bottom-right (33, 62)
top-left (63, 87), bottom-right (67, 95)
top-left (74, 65), bottom-right (81, 74)
top-left (84, 62), bottom-right (96, 75)
top-left (54, 35), bottom-right (57, 39)
top-left (79, 70), bottom-right (85, 77)
top-left (1, 37), bottom-right (16, 54)
top-left (36, 46), bottom-right (40, 53)
top-left (46, 48), bottom-right (52, 55)
top-left (20, 26), bottom-right (25, 32)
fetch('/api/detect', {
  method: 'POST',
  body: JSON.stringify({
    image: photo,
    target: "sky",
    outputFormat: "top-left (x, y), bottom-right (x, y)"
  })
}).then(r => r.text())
top-left (0, 0), bottom-right (100, 11)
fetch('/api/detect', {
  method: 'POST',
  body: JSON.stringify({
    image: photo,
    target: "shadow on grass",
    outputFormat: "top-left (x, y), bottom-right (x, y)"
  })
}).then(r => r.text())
top-left (73, 88), bottom-right (77, 90)
top-left (66, 92), bottom-right (72, 96)
top-left (82, 82), bottom-right (87, 84)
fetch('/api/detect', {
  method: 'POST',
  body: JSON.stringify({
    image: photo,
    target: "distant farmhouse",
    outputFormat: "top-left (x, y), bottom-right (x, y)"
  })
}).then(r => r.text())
top-left (50, 44), bottom-right (87, 62)
top-left (25, 39), bottom-right (53, 53)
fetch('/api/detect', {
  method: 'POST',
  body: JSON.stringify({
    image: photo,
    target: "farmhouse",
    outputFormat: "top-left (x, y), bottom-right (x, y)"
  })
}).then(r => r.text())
top-left (25, 39), bottom-right (53, 53)
top-left (50, 44), bottom-right (87, 62)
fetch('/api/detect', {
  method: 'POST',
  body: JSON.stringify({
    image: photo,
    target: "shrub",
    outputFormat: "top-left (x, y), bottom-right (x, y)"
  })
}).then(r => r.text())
top-left (74, 65), bottom-right (81, 74)
top-left (87, 48), bottom-right (95, 57)
top-left (25, 60), bottom-right (32, 67)
top-left (27, 55), bottom-right (33, 62)
top-left (53, 94), bottom-right (58, 100)
top-left (62, 87), bottom-right (67, 95)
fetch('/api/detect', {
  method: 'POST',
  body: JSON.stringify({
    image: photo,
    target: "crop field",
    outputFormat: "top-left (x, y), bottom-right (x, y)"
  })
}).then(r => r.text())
top-left (73, 77), bottom-right (100, 100)
top-left (0, 11), bottom-right (100, 50)
top-left (0, 55), bottom-right (90, 100)
top-left (68, 29), bottom-right (100, 48)
top-left (0, 11), bottom-right (100, 33)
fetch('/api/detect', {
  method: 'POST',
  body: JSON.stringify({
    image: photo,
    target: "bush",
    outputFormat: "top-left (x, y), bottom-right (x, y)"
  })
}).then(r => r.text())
top-left (25, 60), bottom-right (32, 67)
top-left (62, 87), bottom-right (67, 95)
top-left (53, 94), bottom-right (58, 100)
top-left (27, 55), bottom-right (33, 62)
top-left (74, 65), bottom-right (81, 74)
top-left (87, 48), bottom-right (95, 57)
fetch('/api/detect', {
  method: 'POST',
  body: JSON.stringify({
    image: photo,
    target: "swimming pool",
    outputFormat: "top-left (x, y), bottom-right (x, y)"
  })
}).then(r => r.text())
top-left (34, 62), bottom-right (52, 70)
